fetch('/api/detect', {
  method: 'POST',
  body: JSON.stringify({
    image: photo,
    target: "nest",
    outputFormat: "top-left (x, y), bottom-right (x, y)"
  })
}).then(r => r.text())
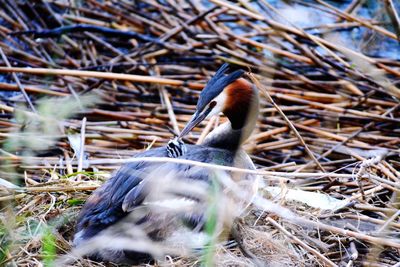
top-left (0, 0), bottom-right (399, 266)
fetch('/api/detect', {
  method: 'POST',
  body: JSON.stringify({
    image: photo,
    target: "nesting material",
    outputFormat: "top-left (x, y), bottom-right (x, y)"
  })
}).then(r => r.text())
top-left (0, 1), bottom-right (399, 266)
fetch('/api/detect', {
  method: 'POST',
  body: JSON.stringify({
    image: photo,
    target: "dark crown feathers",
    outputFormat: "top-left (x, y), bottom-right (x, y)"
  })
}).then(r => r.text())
top-left (196, 63), bottom-right (245, 112)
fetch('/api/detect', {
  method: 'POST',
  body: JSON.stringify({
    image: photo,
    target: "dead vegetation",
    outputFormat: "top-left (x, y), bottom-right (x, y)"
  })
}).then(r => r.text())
top-left (0, 0), bottom-right (399, 266)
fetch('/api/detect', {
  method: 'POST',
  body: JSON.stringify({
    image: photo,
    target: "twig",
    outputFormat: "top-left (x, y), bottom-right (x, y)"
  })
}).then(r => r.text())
top-left (76, 117), bottom-right (87, 181)
top-left (0, 67), bottom-right (204, 89)
top-left (384, 0), bottom-right (400, 40)
top-left (9, 24), bottom-right (167, 46)
top-left (267, 217), bottom-right (338, 267)
top-left (0, 48), bottom-right (36, 112)
top-left (210, 0), bottom-right (264, 20)
top-left (248, 72), bottom-right (326, 173)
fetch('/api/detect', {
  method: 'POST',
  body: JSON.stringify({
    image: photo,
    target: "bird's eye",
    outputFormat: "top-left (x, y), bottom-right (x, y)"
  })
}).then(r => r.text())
top-left (209, 101), bottom-right (216, 108)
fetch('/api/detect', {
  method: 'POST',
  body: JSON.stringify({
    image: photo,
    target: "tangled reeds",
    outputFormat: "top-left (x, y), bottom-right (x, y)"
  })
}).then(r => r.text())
top-left (0, 0), bottom-right (399, 266)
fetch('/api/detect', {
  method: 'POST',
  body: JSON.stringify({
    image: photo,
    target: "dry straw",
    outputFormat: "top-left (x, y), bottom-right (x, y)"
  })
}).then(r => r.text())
top-left (0, 0), bottom-right (399, 266)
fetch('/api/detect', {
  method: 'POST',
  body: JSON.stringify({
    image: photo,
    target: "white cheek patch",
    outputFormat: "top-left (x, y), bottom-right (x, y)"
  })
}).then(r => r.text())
top-left (206, 90), bottom-right (227, 119)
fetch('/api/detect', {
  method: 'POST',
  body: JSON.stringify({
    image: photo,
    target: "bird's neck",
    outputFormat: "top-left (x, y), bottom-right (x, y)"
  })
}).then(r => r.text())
top-left (202, 87), bottom-right (259, 150)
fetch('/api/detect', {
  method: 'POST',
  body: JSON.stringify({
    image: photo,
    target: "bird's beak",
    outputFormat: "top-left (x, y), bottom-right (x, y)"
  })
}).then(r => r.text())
top-left (178, 109), bottom-right (209, 138)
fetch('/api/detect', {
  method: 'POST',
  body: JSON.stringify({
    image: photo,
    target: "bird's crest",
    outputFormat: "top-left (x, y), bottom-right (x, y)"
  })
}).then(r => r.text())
top-left (196, 63), bottom-right (245, 112)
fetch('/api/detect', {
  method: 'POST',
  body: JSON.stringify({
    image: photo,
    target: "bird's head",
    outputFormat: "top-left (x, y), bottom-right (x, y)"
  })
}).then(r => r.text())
top-left (179, 64), bottom-right (256, 138)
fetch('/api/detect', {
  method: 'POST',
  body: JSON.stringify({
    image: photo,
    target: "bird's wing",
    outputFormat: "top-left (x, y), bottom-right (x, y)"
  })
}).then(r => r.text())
top-left (121, 146), bottom-right (236, 214)
top-left (76, 147), bottom-right (168, 230)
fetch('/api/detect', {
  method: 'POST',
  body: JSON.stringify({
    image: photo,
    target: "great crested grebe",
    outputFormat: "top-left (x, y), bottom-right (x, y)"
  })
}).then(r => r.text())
top-left (73, 64), bottom-right (260, 263)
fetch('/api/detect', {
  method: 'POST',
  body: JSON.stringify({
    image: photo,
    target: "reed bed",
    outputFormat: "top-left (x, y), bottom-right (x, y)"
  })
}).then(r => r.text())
top-left (0, 0), bottom-right (399, 266)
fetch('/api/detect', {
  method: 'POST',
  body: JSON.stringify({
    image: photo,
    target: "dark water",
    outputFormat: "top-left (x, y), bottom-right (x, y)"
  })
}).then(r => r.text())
top-left (263, 0), bottom-right (400, 59)
top-left (0, 73), bottom-right (20, 99)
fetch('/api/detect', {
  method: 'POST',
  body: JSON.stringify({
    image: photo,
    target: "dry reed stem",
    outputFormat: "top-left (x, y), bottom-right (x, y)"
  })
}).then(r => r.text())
top-left (0, 67), bottom-right (204, 89)
top-left (76, 117), bottom-right (87, 181)
top-left (249, 73), bottom-right (326, 173)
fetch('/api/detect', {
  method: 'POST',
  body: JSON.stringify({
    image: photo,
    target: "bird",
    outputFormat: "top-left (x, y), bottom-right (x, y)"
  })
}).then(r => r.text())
top-left (72, 63), bottom-right (260, 264)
